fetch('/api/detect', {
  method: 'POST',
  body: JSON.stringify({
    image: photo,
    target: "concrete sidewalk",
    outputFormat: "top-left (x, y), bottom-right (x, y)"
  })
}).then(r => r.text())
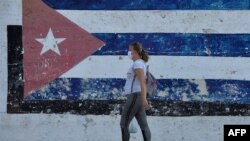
top-left (1, 113), bottom-right (250, 141)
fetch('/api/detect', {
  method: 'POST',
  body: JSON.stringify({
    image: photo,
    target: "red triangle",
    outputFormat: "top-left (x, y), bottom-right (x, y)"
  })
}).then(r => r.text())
top-left (23, 0), bottom-right (105, 97)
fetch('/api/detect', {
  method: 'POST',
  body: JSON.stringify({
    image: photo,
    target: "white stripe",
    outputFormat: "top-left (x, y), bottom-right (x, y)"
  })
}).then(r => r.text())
top-left (58, 10), bottom-right (250, 34)
top-left (0, 0), bottom-right (22, 112)
top-left (60, 56), bottom-right (250, 80)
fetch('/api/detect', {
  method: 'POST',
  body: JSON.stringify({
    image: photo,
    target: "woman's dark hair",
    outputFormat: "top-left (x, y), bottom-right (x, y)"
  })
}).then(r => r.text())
top-left (130, 42), bottom-right (149, 62)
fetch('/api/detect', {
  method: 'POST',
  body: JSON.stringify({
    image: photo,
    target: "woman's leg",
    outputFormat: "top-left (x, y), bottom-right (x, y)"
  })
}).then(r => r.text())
top-left (135, 100), bottom-right (151, 141)
top-left (120, 94), bottom-right (138, 141)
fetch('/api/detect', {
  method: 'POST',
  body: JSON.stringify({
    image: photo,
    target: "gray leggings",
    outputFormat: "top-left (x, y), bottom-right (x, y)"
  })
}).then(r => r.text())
top-left (120, 92), bottom-right (151, 141)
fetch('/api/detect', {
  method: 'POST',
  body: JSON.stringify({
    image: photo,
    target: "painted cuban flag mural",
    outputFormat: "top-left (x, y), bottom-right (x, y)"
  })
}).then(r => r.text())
top-left (8, 0), bottom-right (250, 115)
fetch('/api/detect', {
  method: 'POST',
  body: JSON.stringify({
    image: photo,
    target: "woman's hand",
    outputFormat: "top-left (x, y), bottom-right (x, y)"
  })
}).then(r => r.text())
top-left (142, 98), bottom-right (150, 110)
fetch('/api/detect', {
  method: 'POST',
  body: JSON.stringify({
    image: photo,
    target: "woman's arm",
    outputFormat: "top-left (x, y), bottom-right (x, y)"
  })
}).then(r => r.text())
top-left (134, 68), bottom-right (150, 110)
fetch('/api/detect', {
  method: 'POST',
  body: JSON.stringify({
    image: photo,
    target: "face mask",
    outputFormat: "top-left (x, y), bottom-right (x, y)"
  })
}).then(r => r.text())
top-left (128, 51), bottom-right (133, 59)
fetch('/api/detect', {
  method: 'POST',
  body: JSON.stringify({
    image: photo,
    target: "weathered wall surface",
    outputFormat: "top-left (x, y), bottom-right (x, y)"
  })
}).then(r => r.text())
top-left (0, 0), bottom-right (22, 113)
top-left (1, 0), bottom-right (250, 141)
top-left (1, 114), bottom-right (250, 141)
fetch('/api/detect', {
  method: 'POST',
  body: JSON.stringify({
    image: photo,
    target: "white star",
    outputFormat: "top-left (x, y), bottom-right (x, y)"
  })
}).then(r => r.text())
top-left (36, 28), bottom-right (65, 55)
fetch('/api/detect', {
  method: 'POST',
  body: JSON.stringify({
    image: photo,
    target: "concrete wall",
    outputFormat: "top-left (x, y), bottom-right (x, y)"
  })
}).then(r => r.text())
top-left (1, 1), bottom-right (250, 141)
top-left (0, 114), bottom-right (249, 141)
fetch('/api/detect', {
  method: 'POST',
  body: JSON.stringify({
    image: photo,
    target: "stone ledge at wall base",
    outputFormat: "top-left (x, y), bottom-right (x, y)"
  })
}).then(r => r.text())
top-left (1, 113), bottom-right (250, 141)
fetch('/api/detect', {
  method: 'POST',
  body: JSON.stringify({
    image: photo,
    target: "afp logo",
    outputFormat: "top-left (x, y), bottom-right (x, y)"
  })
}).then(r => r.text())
top-left (224, 125), bottom-right (250, 141)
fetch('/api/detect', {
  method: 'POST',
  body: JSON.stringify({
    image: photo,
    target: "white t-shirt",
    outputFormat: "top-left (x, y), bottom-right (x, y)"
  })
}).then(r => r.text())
top-left (123, 59), bottom-right (146, 95)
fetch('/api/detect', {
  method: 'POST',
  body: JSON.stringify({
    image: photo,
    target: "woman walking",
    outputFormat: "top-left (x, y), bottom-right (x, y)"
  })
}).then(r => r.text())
top-left (120, 42), bottom-right (151, 141)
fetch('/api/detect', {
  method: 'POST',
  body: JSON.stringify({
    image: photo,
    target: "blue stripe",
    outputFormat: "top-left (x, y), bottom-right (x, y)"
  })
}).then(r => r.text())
top-left (25, 78), bottom-right (250, 103)
top-left (93, 33), bottom-right (250, 57)
top-left (43, 0), bottom-right (250, 10)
